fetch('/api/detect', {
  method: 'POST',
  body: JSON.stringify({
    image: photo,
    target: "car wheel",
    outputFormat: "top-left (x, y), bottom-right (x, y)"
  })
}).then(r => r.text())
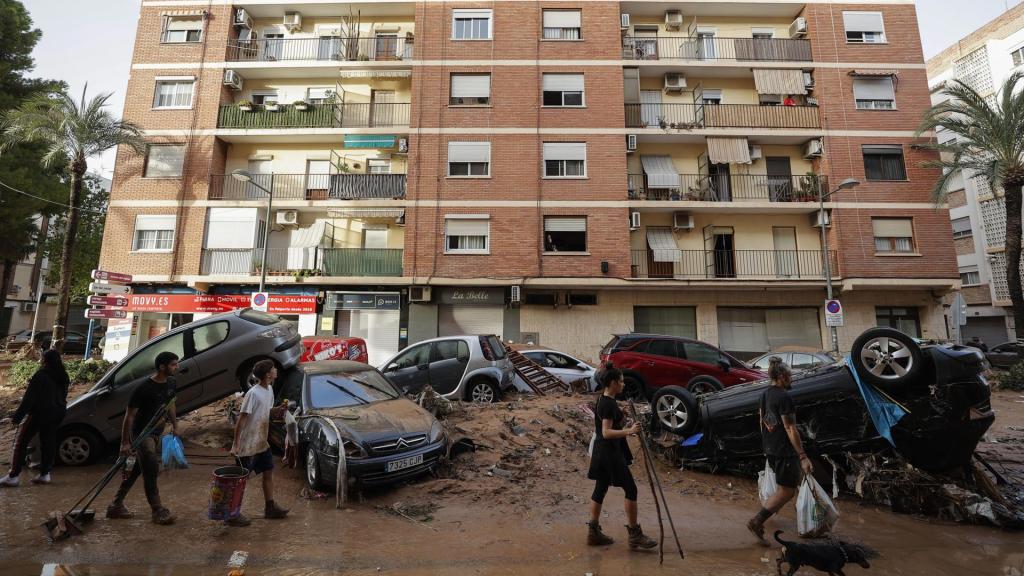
top-left (468, 378), bottom-right (500, 403)
top-left (851, 328), bottom-right (923, 387)
top-left (58, 428), bottom-right (103, 466)
top-left (237, 357), bottom-right (279, 391)
top-left (305, 444), bottom-right (325, 491)
top-left (618, 375), bottom-right (646, 401)
top-left (687, 377), bottom-right (723, 395)
top-left (651, 386), bottom-right (699, 437)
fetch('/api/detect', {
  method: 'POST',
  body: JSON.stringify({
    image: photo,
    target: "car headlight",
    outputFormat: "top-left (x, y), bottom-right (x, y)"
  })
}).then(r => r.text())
top-left (340, 437), bottom-right (367, 459)
top-left (258, 326), bottom-right (292, 339)
top-left (429, 420), bottom-right (446, 443)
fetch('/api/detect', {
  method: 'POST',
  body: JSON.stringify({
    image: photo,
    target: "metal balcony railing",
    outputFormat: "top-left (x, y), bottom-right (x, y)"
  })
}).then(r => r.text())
top-left (217, 103), bottom-right (411, 129)
top-left (209, 173), bottom-right (407, 200)
top-left (624, 103), bottom-right (820, 129)
top-left (630, 250), bottom-right (838, 280)
top-left (226, 36), bottom-right (413, 62)
top-left (321, 248), bottom-right (404, 277)
top-left (200, 248), bottom-right (403, 277)
top-left (627, 174), bottom-right (826, 202)
top-left (622, 36), bottom-right (812, 62)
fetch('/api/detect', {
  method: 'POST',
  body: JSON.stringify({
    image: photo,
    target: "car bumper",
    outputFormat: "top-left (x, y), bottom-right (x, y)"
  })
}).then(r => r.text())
top-left (322, 440), bottom-right (447, 486)
top-left (274, 335), bottom-right (304, 368)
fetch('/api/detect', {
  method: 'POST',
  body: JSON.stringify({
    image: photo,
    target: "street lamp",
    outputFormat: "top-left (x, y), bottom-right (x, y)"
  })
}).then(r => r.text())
top-left (819, 177), bottom-right (859, 354)
top-left (231, 169), bottom-right (272, 292)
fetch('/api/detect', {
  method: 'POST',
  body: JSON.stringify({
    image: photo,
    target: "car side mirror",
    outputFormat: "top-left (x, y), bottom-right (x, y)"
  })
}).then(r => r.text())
top-left (385, 363), bottom-right (399, 372)
top-left (577, 362), bottom-right (589, 371)
top-left (718, 359), bottom-right (731, 372)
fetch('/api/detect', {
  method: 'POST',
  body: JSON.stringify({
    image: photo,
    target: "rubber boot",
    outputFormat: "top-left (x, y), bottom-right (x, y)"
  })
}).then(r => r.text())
top-left (747, 515), bottom-right (768, 545)
top-left (626, 524), bottom-right (657, 550)
top-left (587, 521), bottom-right (614, 546)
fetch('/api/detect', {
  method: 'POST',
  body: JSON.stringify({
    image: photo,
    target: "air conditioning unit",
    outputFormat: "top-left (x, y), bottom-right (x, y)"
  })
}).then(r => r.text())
top-left (237, 27), bottom-right (256, 42)
top-left (510, 285), bottom-right (521, 303)
top-left (749, 145), bottom-right (763, 161)
top-left (620, 14), bottom-right (631, 30)
top-left (398, 138), bottom-right (409, 153)
top-left (629, 211), bottom-right (641, 230)
top-left (21, 302), bottom-right (36, 313)
top-left (803, 139), bottom-right (824, 158)
top-left (233, 8), bottom-right (253, 28)
top-left (626, 134), bottom-right (638, 152)
top-left (672, 212), bottom-right (694, 231)
top-left (665, 10), bottom-right (683, 30)
top-left (222, 70), bottom-right (243, 91)
top-left (789, 17), bottom-right (807, 38)
top-left (803, 71), bottom-right (815, 89)
top-left (276, 210), bottom-right (299, 226)
top-left (409, 286), bottom-right (432, 302)
top-left (664, 73), bottom-right (686, 93)
top-left (810, 209), bottom-right (831, 228)
top-left (283, 11), bottom-right (302, 32)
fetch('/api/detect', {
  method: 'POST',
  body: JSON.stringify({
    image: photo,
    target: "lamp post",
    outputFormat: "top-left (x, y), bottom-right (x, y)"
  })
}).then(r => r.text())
top-left (819, 177), bottom-right (860, 354)
top-left (231, 169), bottom-right (272, 293)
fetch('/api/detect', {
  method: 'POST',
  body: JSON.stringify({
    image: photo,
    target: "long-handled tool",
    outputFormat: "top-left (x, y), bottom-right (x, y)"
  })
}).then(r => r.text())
top-left (629, 399), bottom-right (685, 562)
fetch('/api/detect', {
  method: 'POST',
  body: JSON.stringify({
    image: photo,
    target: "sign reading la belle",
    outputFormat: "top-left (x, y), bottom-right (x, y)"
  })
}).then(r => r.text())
top-left (440, 287), bottom-right (504, 306)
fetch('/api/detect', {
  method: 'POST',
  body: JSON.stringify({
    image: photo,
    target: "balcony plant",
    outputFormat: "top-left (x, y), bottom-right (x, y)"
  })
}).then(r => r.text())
top-left (294, 100), bottom-right (309, 111)
top-left (236, 99), bottom-right (253, 112)
top-left (796, 172), bottom-right (822, 202)
top-left (264, 99), bottom-right (280, 112)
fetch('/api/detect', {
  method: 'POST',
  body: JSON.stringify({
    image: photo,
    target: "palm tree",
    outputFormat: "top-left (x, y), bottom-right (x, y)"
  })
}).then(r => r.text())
top-left (919, 71), bottom-right (1024, 347)
top-left (0, 87), bottom-right (145, 351)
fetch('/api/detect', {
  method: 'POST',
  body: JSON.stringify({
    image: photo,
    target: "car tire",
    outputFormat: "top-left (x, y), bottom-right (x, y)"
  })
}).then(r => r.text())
top-left (58, 427), bottom-right (103, 467)
top-left (651, 386), bottom-right (699, 437)
top-left (850, 327), bottom-right (923, 388)
top-left (618, 375), bottom-right (646, 401)
top-left (305, 443), bottom-right (325, 491)
top-left (687, 377), bottom-right (723, 395)
top-left (237, 357), bottom-right (282, 391)
top-left (467, 378), bottom-right (500, 403)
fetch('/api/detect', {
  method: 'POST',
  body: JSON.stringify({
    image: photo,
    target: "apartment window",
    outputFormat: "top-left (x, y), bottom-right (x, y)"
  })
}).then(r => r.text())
top-left (751, 27), bottom-right (775, 39)
top-left (960, 267), bottom-right (981, 286)
top-left (543, 217), bottom-right (587, 252)
top-left (132, 215), bottom-right (176, 252)
top-left (876, 307), bottom-right (920, 338)
top-left (843, 11), bottom-right (886, 43)
top-left (951, 216), bottom-right (972, 239)
top-left (872, 217), bottom-right (915, 253)
top-left (759, 94), bottom-right (783, 106)
top-left (143, 144), bottom-right (186, 178)
top-left (306, 87), bottom-right (335, 104)
top-left (542, 9), bottom-right (581, 40)
top-left (853, 76), bottom-right (896, 109)
top-left (862, 145), bottom-right (907, 180)
top-left (445, 216), bottom-right (489, 253)
top-left (162, 16), bottom-right (203, 43)
top-left (543, 142), bottom-right (586, 178)
top-left (701, 89), bottom-right (723, 105)
top-left (452, 9), bottom-right (492, 40)
top-left (250, 91), bottom-right (278, 106)
top-left (153, 79), bottom-right (194, 109)
top-left (447, 142), bottom-right (491, 176)
top-left (450, 73), bottom-right (491, 106)
top-left (1012, 46), bottom-right (1024, 67)
top-left (368, 159), bottom-right (392, 174)
top-left (542, 73), bottom-right (584, 107)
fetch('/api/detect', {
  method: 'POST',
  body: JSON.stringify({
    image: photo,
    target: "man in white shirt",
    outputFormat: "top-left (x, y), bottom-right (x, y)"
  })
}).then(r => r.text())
top-left (229, 359), bottom-right (289, 526)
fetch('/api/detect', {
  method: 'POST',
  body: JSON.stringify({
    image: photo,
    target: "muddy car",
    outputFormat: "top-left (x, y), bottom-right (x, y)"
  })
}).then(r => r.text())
top-left (653, 328), bottom-right (994, 474)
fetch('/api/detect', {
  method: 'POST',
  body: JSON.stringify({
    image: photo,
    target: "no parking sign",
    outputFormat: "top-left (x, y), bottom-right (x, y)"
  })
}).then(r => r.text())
top-left (825, 299), bottom-right (844, 327)
top-left (251, 292), bottom-right (269, 312)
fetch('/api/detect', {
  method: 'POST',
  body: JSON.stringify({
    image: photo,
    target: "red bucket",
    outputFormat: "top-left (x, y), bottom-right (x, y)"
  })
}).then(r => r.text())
top-left (208, 466), bottom-right (249, 520)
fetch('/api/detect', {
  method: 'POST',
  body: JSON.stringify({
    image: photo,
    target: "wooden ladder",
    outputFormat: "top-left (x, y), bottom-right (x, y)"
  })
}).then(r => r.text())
top-left (506, 349), bottom-right (569, 395)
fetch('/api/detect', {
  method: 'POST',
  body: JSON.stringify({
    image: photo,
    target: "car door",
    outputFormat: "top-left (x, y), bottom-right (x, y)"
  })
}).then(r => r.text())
top-left (179, 320), bottom-right (231, 412)
top-left (988, 343), bottom-right (1018, 368)
top-left (542, 352), bottom-right (590, 385)
top-left (428, 339), bottom-right (470, 396)
top-left (680, 340), bottom-right (737, 387)
top-left (382, 343), bottom-right (432, 394)
top-left (641, 339), bottom-right (693, 389)
top-left (791, 353), bottom-right (818, 371)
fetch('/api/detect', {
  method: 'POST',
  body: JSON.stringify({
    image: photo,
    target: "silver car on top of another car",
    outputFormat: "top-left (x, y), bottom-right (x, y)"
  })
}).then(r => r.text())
top-left (379, 335), bottom-right (514, 403)
top-left (519, 349), bottom-right (598, 391)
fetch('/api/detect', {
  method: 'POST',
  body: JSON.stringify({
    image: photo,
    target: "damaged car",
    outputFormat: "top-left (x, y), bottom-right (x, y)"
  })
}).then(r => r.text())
top-left (652, 328), bottom-right (995, 475)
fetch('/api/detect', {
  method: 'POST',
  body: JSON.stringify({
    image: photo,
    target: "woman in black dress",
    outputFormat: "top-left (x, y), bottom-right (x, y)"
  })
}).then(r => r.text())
top-left (586, 363), bottom-right (657, 550)
top-left (1, 349), bottom-right (70, 487)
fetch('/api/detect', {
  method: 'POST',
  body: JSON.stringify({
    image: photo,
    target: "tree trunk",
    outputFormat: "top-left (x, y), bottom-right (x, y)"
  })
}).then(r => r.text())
top-left (51, 158), bottom-right (86, 352)
top-left (1004, 182), bottom-right (1024, 350)
top-left (0, 259), bottom-right (14, 315)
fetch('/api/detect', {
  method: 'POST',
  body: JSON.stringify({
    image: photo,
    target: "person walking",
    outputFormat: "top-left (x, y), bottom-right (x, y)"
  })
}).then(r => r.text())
top-left (106, 351), bottom-right (179, 525)
top-left (747, 357), bottom-right (813, 544)
top-left (585, 363), bottom-right (657, 550)
top-left (228, 359), bottom-right (289, 526)
top-left (1, 350), bottom-right (70, 487)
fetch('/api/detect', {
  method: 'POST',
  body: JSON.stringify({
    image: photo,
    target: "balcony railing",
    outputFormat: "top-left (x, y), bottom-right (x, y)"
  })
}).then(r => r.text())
top-left (630, 250), bottom-right (838, 280)
top-left (625, 103), bottom-right (820, 129)
top-left (209, 173), bottom-right (407, 200)
top-left (226, 36), bottom-right (413, 62)
top-left (217, 103), bottom-right (411, 129)
top-left (622, 36), bottom-right (811, 62)
top-left (627, 174), bottom-right (826, 202)
top-left (200, 248), bottom-right (403, 277)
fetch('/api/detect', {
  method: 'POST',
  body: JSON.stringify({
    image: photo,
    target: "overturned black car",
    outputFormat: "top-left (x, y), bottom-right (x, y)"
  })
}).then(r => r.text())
top-left (650, 328), bottom-right (995, 476)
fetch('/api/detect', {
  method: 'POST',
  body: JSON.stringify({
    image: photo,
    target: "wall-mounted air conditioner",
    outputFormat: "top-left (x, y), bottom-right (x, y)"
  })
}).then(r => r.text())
top-left (620, 14), bottom-right (631, 30)
top-left (234, 8), bottom-right (253, 28)
top-left (803, 139), bottom-right (823, 158)
top-left (749, 145), bottom-right (763, 161)
top-left (664, 73), bottom-right (686, 93)
top-left (223, 70), bottom-right (243, 91)
top-left (789, 17), bottom-right (807, 38)
top-left (410, 286), bottom-right (432, 302)
top-left (665, 10), bottom-right (683, 30)
top-left (626, 134), bottom-right (638, 152)
top-left (672, 212), bottom-right (694, 231)
top-left (276, 210), bottom-right (298, 226)
top-left (283, 12), bottom-right (302, 32)
top-left (810, 210), bottom-right (831, 228)
top-left (803, 71), bottom-right (815, 89)
top-left (20, 302), bottom-right (36, 313)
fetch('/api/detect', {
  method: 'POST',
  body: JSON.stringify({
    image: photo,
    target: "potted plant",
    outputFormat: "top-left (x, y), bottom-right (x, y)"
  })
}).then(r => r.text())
top-left (294, 100), bottom-right (309, 111)
top-left (264, 99), bottom-right (280, 112)
top-left (797, 171), bottom-right (822, 201)
top-left (237, 99), bottom-right (253, 112)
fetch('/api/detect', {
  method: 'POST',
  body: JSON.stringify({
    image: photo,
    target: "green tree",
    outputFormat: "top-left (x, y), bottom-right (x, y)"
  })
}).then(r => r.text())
top-left (918, 71), bottom-right (1024, 346)
top-left (44, 173), bottom-right (109, 301)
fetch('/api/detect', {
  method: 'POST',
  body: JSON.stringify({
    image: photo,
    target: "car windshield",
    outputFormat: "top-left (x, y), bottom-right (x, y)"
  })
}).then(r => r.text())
top-left (239, 309), bottom-right (281, 326)
top-left (308, 370), bottom-right (400, 409)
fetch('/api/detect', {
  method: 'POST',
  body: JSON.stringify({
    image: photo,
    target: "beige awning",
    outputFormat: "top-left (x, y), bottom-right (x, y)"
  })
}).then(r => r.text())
top-left (753, 69), bottom-right (807, 95)
top-left (706, 137), bottom-right (751, 165)
top-left (339, 70), bottom-right (413, 79)
top-left (328, 208), bottom-right (405, 219)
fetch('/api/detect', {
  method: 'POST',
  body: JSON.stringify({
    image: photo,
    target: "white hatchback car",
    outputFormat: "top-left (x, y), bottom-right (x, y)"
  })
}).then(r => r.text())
top-left (519, 349), bottom-right (598, 391)
top-left (379, 335), bottom-right (514, 403)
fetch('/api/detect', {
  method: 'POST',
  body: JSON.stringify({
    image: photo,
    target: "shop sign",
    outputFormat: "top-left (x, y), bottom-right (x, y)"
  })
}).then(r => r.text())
top-left (327, 293), bottom-right (401, 311)
top-left (104, 317), bottom-right (134, 362)
top-left (440, 287), bottom-right (504, 306)
top-left (123, 294), bottom-right (317, 314)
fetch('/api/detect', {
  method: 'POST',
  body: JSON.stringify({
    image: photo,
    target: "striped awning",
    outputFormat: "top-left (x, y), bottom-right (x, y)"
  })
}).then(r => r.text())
top-left (640, 155), bottom-right (680, 189)
top-left (344, 135), bottom-right (396, 149)
top-left (328, 208), bottom-right (405, 219)
top-left (340, 70), bottom-right (413, 78)
top-left (646, 228), bottom-right (681, 262)
top-left (706, 137), bottom-right (751, 165)
top-left (753, 69), bottom-right (807, 95)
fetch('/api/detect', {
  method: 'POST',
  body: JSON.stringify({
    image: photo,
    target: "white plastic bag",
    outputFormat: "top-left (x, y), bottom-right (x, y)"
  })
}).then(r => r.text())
top-left (757, 459), bottom-right (777, 505)
top-left (796, 475), bottom-right (840, 537)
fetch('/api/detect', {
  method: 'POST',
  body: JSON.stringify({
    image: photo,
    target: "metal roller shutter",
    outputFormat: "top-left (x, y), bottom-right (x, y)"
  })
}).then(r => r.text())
top-left (438, 305), bottom-right (504, 337)
top-left (339, 310), bottom-right (400, 366)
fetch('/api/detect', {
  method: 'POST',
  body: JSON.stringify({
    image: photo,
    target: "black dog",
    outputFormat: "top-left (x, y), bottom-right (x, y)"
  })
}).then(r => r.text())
top-left (774, 531), bottom-right (877, 576)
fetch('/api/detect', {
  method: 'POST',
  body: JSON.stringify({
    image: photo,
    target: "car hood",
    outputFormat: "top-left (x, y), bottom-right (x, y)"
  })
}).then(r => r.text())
top-left (306, 398), bottom-right (436, 444)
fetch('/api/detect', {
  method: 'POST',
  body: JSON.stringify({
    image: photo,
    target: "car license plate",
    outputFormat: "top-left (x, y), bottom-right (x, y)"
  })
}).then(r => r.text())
top-left (386, 453), bottom-right (423, 473)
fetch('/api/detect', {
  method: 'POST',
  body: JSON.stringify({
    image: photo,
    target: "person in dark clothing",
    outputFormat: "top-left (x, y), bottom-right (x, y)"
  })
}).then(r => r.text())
top-left (969, 337), bottom-right (989, 353)
top-left (1, 350), bottom-right (70, 487)
top-left (585, 363), bottom-right (657, 550)
top-left (106, 351), bottom-right (179, 525)
top-left (747, 357), bottom-right (813, 545)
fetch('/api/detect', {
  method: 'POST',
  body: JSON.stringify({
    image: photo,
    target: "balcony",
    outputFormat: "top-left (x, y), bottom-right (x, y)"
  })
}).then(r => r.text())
top-left (627, 174), bottom-right (826, 202)
top-left (622, 36), bottom-right (811, 62)
top-left (209, 173), bottom-right (407, 200)
top-left (226, 37), bottom-right (413, 63)
top-left (200, 248), bottom-right (403, 277)
top-left (625, 103), bottom-right (820, 129)
top-left (630, 250), bottom-right (837, 280)
top-left (217, 103), bottom-right (410, 129)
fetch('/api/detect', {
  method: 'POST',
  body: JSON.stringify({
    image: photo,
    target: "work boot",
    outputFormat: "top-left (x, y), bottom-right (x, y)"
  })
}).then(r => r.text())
top-left (225, 513), bottom-right (251, 527)
top-left (106, 503), bottom-right (133, 519)
top-left (626, 524), bottom-right (657, 550)
top-left (264, 500), bottom-right (289, 519)
top-left (32, 473), bottom-right (51, 485)
top-left (151, 507), bottom-right (175, 525)
top-left (0, 474), bottom-right (20, 487)
top-left (747, 515), bottom-right (768, 546)
top-left (586, 521), bottom-right (615, 546)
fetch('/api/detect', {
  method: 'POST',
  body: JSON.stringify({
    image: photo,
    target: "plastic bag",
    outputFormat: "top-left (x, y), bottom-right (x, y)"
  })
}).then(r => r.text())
top-left (160, 434), bottom-right (189, 470)
top-left (796, 475), bottom-right (839, 537)
top-left (758, 459), bottom-right (777, 505)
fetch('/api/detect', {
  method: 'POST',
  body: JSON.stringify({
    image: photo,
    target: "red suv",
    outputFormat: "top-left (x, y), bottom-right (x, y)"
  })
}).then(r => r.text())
top-left (600, 333), bottom-right (765, 398)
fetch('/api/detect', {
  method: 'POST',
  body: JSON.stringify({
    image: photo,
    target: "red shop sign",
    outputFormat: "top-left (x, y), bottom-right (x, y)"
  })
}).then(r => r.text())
top-left (123, 294), bottom-right (317, 314)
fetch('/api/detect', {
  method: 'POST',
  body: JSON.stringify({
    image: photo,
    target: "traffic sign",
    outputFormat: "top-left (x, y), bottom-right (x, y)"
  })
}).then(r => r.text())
top-left (91, 269), bottom-right (132, 284)
top-left (251, 292), bottom-right (269, 312)
top-left (87, 295), bottom-right (128, 307)
top-left (825, 299), bottom-right (844, 327)
top-left (85, 308), bottom-right (128, 319)
top-left (89, 282), bottom-right (132, 295)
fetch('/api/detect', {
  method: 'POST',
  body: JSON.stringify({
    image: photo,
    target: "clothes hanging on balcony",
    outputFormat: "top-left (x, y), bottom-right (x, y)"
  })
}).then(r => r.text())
top-left (286, 221), bottom-right (327, 270)
top-left (706, 137), bottom-right (751, 165)
top-left (640, 155), bottom-right (681, 190)
top-left (646, 228), bottom-right (681, 262)
top-left (752, 69), bottom-right (807, 95)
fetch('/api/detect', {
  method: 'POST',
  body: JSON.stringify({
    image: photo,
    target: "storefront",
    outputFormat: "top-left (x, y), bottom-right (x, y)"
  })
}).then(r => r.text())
top-left (324, 292), bottom-right (402, 366)
top-left (716, 307), bottom-right (822, 360)
top-left (437, 287), bottom-right (507, 337)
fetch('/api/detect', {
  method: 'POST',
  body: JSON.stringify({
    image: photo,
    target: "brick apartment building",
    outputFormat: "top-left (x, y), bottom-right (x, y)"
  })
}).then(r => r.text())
top-left (99, 0), bottom-right (957, 366)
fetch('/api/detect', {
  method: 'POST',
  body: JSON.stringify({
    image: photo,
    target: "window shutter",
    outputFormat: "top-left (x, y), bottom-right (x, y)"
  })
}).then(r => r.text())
top-left (872, 218), bottom-right (913, 237)
top-left (448, 142), bottom-right (491, 163)
top-left (135, 215), bottom-right (177, 231)
top-left (544, 217), bottom-right (586, 232)
top-left (446, 218), bottom-right (489, 236)
top-left (863, 144), bottom-right (903, 155)
top-left (853, 77), bottom-right (894, 100)
top-left (542, 73), bottom-right (584, 92)
top-left (843, 11), bottom-right (884, 32)
top-left (453, 9), bottom-right (492, 18)
top-left (951, 217), bottom-right (971, 234)
top-left (166, 17), bottom-right (203, 31)
top-left (451, 74), bottom-right (491, 98)
top-left (543, 10), bottom-right (581, 28)
top-left (543, 142), bottom-right (586, 161)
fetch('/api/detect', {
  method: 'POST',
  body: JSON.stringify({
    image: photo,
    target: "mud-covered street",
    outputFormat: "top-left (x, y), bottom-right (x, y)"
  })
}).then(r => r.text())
top-left (0, 389), bottom-right (1022, 575)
